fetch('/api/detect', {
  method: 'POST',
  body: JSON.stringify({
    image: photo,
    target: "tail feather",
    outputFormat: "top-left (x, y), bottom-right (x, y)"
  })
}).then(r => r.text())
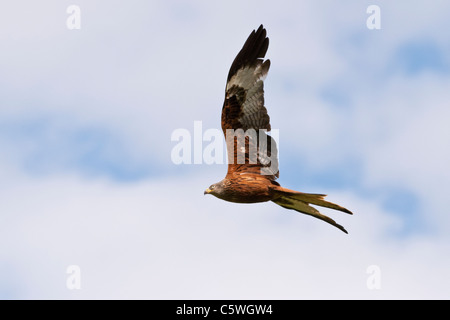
top-left (270, 186), bottom-right (352, 233)
top-left (286, 191), bottom-right (353, 215)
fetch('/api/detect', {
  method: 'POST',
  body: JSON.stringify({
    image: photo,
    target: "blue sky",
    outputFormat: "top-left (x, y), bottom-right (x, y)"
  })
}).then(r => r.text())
top-left (1, 0), bottom-right (450, 299)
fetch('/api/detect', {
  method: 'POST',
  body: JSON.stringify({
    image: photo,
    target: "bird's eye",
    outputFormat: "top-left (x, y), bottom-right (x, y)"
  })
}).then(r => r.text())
top-left (210, 185), bottom-right (215, 190)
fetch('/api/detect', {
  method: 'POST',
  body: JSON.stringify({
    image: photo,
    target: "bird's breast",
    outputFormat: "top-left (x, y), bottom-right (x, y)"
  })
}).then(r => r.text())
top-left (220, 177), bottom-right (273, 203)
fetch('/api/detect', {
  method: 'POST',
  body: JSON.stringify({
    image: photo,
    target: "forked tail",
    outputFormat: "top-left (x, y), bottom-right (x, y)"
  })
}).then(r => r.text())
top-left (270, 186), bottom-right (353, 233)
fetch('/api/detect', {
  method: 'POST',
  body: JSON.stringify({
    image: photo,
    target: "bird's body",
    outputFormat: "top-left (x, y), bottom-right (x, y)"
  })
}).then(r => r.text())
top-left (204, 25), bottom-right (353, 233)
top-left (208, 173), bottom-right (278, 203)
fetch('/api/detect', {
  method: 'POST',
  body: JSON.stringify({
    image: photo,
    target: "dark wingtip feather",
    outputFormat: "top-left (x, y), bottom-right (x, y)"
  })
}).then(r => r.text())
top-left (227, 25), bottom-right (270, 81)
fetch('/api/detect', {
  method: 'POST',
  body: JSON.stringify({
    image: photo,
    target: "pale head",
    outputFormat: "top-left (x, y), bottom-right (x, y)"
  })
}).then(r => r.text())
top-left (204, 180), bottom-right (226, 198)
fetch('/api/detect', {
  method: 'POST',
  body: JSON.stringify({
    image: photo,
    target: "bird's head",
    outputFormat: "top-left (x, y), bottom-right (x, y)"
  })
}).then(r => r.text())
top-left (204, 181), bottom-right (225, 198)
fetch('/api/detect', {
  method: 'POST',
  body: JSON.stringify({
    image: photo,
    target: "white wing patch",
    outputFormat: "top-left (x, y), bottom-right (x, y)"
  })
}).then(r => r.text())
top-left (226, 62), bottom-right (268, 92)
top-left (225, 60), bottom-right (270, 131)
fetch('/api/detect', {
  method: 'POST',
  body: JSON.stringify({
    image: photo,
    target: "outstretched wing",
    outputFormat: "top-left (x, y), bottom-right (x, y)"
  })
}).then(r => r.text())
top-left (221, 25), bottom-right (279, 180)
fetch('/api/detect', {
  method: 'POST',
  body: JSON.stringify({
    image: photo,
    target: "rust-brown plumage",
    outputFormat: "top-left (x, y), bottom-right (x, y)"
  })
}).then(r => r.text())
top-left (204, 25), bottom-right (353, 233)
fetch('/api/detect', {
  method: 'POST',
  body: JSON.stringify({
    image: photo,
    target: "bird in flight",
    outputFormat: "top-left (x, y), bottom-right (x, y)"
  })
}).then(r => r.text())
top-left (204, 25), bottom-right (353, 233)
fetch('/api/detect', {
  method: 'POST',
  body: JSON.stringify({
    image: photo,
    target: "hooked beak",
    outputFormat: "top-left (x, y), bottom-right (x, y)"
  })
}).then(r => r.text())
top-left (204, 188), bottom-right (211, 195)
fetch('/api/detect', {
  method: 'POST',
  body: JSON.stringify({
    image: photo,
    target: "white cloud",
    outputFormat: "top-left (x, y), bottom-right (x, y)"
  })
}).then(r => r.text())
top-left (1, 0), bottom-right (450, 299)
top-left (0, 172), bottom-right (448, 299)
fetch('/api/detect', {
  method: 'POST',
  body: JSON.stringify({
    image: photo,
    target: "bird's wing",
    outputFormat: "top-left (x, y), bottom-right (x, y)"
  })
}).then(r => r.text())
top-left (221, 25), bottom-right (278, 180)
top-left (270, 185), bottom-right (353, 233)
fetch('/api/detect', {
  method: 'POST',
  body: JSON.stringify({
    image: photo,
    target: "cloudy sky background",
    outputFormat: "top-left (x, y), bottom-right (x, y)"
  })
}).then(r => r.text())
top-left (1, 0), bottom-right (450, 299)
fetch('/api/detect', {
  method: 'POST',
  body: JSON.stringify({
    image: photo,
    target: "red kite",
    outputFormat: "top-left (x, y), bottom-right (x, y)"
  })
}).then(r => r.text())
top-left (204, 25), bottom-right (353, 233)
